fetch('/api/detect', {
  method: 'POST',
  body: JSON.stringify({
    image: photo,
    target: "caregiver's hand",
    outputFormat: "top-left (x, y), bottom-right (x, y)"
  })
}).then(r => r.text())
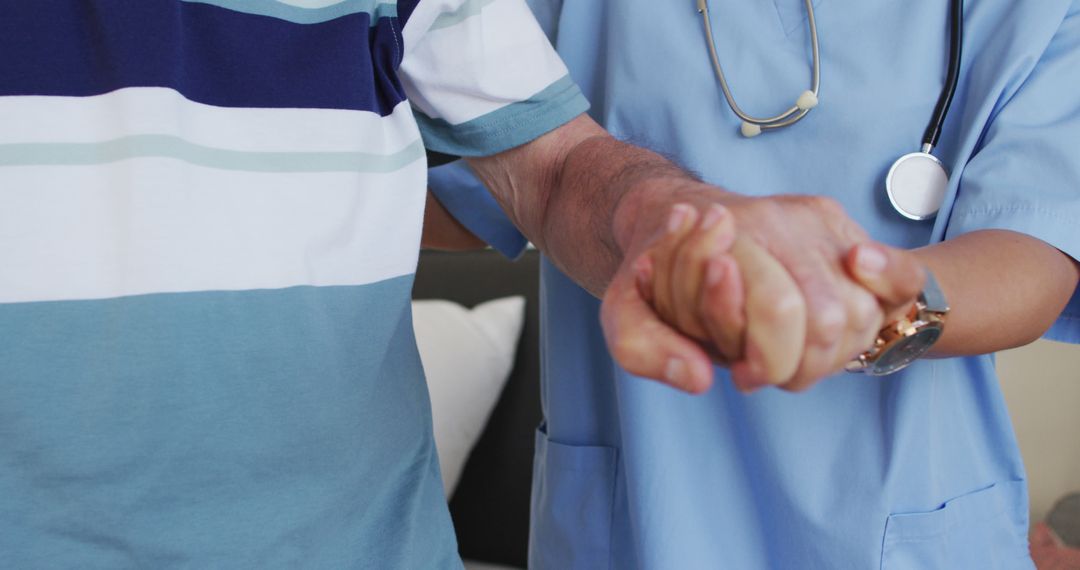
top-left (630, 192), bottom-right (924, 392)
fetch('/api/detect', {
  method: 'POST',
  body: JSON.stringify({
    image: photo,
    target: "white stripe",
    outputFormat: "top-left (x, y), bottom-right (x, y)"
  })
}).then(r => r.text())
top-left (276, 0), bottom-right (357, 8)
top-left (399, 0), bottom-right (569, 124)
top-left (0, 88), bottom-right (421, 154)
top-left (401, 0), bottom-right (459, 54)
top-left (0, 159), bottom-right (426, 303)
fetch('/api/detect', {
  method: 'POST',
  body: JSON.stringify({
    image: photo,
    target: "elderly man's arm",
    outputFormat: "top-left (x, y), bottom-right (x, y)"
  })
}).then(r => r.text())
top-left (466, 115), bottom-right (690, 295)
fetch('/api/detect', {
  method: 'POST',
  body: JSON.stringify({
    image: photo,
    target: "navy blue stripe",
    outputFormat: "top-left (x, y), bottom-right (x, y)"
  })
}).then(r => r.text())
top-left (397, 0), bottom-right (421, 29)
top-left (0, 1), bottom-right (406, 114)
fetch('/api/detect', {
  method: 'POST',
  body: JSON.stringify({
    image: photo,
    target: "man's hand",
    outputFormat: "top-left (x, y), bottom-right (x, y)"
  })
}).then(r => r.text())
top-left (623, 194), bottom-right (925, 392)
top-left (600, 202), bottom-right (807, 393)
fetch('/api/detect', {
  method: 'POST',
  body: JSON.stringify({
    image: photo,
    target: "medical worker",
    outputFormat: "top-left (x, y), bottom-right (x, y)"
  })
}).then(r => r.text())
top-left (0, 1), bottom-right (914, 566)
top-left (426, 0), bottom-right (1080, 567)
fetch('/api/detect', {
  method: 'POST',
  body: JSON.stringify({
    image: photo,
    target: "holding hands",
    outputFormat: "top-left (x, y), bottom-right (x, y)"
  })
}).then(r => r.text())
top-left (601, 186), bottom-right (925, 394)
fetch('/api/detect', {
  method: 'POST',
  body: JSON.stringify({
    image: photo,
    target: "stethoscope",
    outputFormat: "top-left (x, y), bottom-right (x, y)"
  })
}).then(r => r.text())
top-left (697, 0), bottom-right (964, 221)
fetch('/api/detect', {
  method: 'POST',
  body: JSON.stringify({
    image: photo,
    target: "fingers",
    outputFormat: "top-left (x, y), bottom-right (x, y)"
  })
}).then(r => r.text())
top-left (847, 242), bottom-right (925, 318)
top-left (841, 285), bottom-right (886, 361)
top-left (698, 254), bottom-right (746, 362)
top-left (729, 234), bottom-right (884, 391)
top-left (728, 236), bottom-right (806, 385)
top-left (782, 279), bottom-right (882, 391)
top-left (633, 254), bottom-right (655, 305)
top-left (634, 220), bottom-right (809, 389)
top-left (601, 268), bottom-right (715, 393)
top-left (634, 202), bottom-right (738, 345)
top-left (669, 204), bottom-right (737, 341)
top-left (779, 267), bottom-right (845, 390)
top-left (648, 204), bottom-right (700, 335)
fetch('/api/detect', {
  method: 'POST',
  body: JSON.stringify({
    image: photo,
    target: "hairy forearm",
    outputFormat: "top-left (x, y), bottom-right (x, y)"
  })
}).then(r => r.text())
top-left (537, 136), bottom-right (705, 295)
top-left (466, 115), bottom-right (707, 296)
top-left (916, 229), bottom-right (1079, 357)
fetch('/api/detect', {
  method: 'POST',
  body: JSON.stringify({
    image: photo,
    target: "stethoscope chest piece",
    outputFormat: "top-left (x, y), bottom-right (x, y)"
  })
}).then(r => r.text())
top-left (885, 152), bottom-right (948, 221)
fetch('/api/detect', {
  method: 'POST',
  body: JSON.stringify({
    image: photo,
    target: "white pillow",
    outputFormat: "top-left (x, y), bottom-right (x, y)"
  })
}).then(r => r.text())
top-left (412, 296), bottom-right (526, 496)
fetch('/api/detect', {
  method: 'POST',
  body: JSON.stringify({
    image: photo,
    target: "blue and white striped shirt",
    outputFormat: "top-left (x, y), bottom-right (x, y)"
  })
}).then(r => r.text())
top-left (0, 1), bottom-right (586, 566)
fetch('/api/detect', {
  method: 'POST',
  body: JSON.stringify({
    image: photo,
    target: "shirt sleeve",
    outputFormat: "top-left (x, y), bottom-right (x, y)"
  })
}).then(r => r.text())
top-left (428, 160), bottom-right (529, 258)
top-left (943, 2), bottom-right (1080, 344)
top-left (398, 0), bottom-right (589, 157)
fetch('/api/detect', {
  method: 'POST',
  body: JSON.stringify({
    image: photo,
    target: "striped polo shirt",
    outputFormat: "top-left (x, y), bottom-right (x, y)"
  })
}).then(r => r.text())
top-left (0, 1), bottom-right (587, 567)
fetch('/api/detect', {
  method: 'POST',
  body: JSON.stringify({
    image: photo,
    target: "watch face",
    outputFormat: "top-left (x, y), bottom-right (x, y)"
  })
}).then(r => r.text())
top-left (869, 327), bottom-right (942, 376)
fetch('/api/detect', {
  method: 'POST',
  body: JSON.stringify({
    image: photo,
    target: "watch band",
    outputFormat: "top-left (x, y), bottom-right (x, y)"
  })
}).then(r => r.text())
top-left (920, 267), bottom-right (949, 313)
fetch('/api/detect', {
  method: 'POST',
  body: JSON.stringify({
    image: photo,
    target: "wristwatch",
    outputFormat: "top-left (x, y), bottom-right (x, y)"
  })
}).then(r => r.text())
top-left (845, 268), bottom-right (949, 376)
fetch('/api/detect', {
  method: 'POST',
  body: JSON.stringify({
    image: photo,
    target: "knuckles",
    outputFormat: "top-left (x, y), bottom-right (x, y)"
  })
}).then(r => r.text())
top-left (771, 194), bottom-right (846, 218)
top-left (849, 288), bottom-right (884, 332)
top-left (759, 292), bottom-right (806, 328)
top-left (809, 300), bottom-right (846, 347)
top-left (609, 335), bottom-right (645, 371)
top-left (804, 195), bottom-right (846, 217)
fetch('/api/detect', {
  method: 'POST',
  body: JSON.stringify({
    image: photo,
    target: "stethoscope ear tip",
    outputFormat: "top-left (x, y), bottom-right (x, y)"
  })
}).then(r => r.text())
top-left (740, 122), bottom-right (763, 138)
top-left (796, 90), bottom-right (819, 111)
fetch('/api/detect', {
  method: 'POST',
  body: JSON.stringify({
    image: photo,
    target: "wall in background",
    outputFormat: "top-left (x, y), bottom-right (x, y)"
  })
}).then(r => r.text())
top-left (998, 339), bottom-right (1080, 522)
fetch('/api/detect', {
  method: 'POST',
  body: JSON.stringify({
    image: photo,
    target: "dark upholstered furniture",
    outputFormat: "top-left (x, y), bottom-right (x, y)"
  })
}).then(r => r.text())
top-left (412, 249), bottom-right (542, 568)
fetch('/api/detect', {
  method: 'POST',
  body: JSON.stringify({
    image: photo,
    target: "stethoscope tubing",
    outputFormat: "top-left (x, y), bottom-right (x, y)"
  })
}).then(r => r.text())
top-left (698, 0), bottom-right (963, 143)
top-left (923, 0), bottom-right (964, 151)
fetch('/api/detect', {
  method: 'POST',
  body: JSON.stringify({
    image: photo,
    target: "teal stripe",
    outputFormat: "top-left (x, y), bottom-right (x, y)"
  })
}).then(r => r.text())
top-left (429, 0), bottom-right (498, 31)
top-left (0, 279), bottom-right (458, 566)
top-left (414, 74), bottom-right (589, 157)
top-left (179, 0), bottom-right (396, 25)
top-left (0, 136), bottom-right (426, 173)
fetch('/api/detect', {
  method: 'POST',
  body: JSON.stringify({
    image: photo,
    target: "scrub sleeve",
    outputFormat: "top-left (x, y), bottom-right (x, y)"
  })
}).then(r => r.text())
top-left (943, 1), bottom-right (1080, 343)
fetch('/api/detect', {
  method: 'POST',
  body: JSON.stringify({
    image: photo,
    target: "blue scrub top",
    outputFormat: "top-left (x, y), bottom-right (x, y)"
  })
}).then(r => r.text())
top-left (429, 1), bottom-right (1080, 568)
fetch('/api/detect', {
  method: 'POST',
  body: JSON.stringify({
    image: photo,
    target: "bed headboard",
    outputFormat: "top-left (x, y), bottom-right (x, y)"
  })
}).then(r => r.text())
top-left (412, 249), bottom-right (541, 568)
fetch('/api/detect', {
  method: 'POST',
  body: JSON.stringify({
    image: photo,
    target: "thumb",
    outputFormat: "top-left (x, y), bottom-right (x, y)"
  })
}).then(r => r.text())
top-left (847, 242), bottom-right (925, 315)
top-left (601, 270), bottom-right (715, 394)
top-left (729, 236), bottom-right (806, 386)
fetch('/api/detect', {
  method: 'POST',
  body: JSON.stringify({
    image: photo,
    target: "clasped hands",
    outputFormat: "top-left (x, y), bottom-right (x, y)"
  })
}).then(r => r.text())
top-left (601, 184), bottom-right (926, 394)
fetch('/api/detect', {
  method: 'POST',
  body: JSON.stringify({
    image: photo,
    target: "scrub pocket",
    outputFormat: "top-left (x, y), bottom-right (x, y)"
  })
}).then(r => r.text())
top-left (528, 428), bottom-right (618, 570)
top-left (880, 480), bottom-right (1034, 570)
